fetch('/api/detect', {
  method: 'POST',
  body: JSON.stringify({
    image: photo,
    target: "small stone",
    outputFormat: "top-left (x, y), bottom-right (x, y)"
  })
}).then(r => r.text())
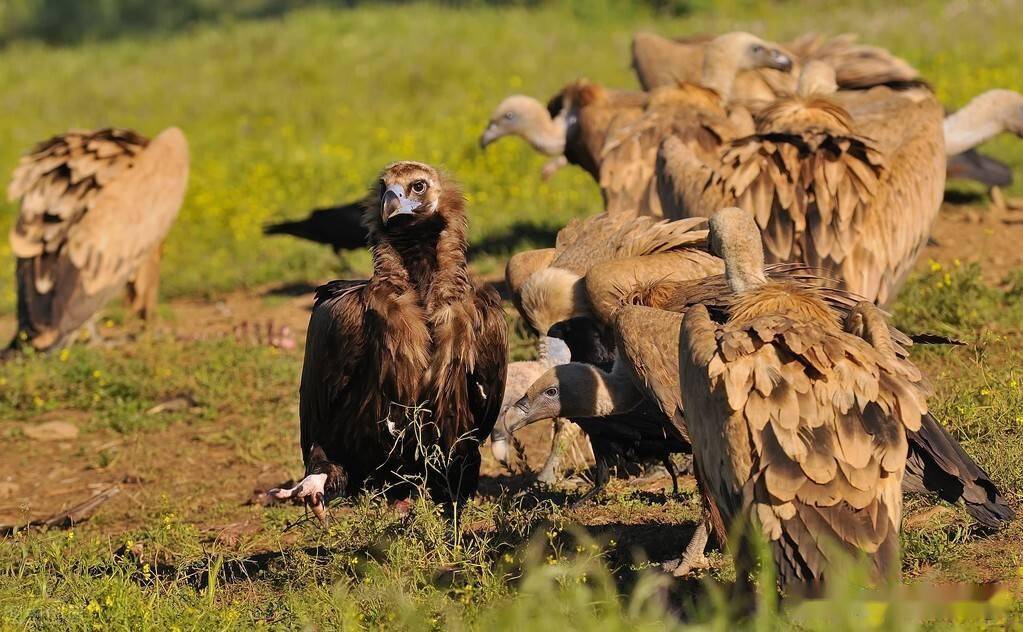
top-left (22, 420), bottom-right (79, 441)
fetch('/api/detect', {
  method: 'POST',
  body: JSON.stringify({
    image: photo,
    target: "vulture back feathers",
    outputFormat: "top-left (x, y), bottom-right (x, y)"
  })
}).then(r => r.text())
top-left (658, 86), bottom-right (945, 306)
top-left (674, 207), bottom-right (1009, 591)
top-left (298, 162), bottom-right (507, 504)
top-left (6, 127), bottom-right (189, 352)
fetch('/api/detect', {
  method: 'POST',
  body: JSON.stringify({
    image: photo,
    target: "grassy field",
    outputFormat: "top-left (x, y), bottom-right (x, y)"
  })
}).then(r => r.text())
top-left (1, 0), bottom-right (1022, 307)
top-left (1, 1), bottom-right (1023, 629)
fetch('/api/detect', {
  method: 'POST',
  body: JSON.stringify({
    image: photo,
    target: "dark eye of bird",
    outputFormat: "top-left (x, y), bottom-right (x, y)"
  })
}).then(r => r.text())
top-left (751, 44), bottom-right (763, 53)
top-left (504, 111), bottom-right (516, 120)
top-left (411, 180), bottom-right (427, 194)
top-left (544, 387), bottom-right (558, 397)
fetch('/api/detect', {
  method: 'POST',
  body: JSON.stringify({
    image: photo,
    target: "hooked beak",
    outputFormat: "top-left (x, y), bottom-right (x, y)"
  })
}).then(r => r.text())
top-left (490, 395), bottom-right (532, 464)
top-left (381, 184), bottom-right (419, 223)
top-left (765, 49), bottom-right (793, 73)
top-left (479, 122), bottom-right (500, 149)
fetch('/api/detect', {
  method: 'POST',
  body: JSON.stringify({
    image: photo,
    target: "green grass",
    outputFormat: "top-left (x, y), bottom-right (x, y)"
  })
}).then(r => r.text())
top-left (1, 1), bottom-right (1023, 311)
top-left (2, 2), bottom-right (1023, 629)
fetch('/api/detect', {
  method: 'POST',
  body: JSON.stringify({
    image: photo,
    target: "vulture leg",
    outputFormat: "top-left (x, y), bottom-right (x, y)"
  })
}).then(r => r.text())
top-left (663, 452), bottom-right (679, 496)
top-left (126, 246), bottom-right (163, 321)
top-left (536, 418), bottom-right (581, 484)
top-left (267, 474), bottom-right (329, 523)
top-left (268, 444), bottom-right (347, 524)
top-left (573, 448), bottom-right (611, 507)
top-left (441, 448), bottom-right (484, 505)
top-left (665, 520), bottom-right (711, 577)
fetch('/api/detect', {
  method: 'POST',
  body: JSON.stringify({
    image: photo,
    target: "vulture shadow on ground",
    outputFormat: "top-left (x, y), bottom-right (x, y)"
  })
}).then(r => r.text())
top-left (262, 281), bottom-right (322, 298)
top-left (943, 188), bottom-right (989, 206)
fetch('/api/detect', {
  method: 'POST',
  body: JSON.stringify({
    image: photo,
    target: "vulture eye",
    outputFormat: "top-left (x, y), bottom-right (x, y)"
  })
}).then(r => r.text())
top-left (543, 387), bottom-right (559, 398)
top-left (751, 44), bottom-right (764, 54)
top-left (411, 180), bottom-right (427, 194)
top-left (503, 111), bottom-right (516, 121)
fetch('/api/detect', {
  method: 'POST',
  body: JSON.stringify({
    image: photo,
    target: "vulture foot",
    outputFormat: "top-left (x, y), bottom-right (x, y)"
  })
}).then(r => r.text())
top-left (663, 521), bottom-right (711, 577)
top-left (268, 474), bottom-right (329, 523)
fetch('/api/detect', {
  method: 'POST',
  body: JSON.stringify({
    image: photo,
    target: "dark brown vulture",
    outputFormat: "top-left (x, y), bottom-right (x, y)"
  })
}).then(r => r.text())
top-left (269, 162), bottom-right (507, 517)
top-left (5, 127), bottom-right (189, 355)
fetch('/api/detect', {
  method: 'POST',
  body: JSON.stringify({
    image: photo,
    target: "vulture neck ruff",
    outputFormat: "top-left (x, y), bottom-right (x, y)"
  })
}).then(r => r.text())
top-left (369, 185), bottom-right (469, 301)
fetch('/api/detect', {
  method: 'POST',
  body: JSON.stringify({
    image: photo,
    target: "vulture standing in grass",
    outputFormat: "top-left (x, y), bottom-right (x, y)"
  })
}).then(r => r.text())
top-left (678, 207), bottom-right (924, 591)
top-left (635, 31), bottom-right (1022, 191)
top-left (479, 33), bottom-right (793, 214)
top-left (269, 162), bottom-right (507, 517)
top-left (5, 127), bottom-right (189, 355)
top-left (506, 209), bottom-right (1013, 576)
top-left (657, 62), bottom-right (946, 306)
top-left (492, 214), bottom-right (720, 498)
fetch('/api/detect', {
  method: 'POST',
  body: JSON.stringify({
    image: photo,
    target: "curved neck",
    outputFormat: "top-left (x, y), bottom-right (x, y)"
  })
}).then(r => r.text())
top-left (944, 90), bottom-right (1022, 155)
top-left (701, 49), bottom-right (739, 101)
top-left (562, 361), bottom-right (643, 418)
top-left (725, 265), bottom-right (768, 294)
top-left (528, 112), bottom-right (567, 156)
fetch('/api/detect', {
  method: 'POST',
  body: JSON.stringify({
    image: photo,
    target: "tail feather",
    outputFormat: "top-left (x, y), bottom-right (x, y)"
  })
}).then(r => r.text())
top-left (903, 413), bottom-right (1014, 529)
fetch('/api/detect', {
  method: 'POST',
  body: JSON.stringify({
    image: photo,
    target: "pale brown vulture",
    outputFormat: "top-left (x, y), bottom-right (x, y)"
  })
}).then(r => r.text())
top-left (657, 72), bottom-right (946, 307)
top-left (504, 209), bottom-right (1013, 578)
top-left (480, 32), bottom-right (793, 214)
top-left (5, 127), bottom-right (189, 354)
top-left (677, 207), bottom-right (927, 591)
top-left (493, 214), bottom-right (718, 500)
top-left (636, 31), bottom-right (1020, 190)
top-left (631, 31), bottom-right (921, 97)
top-left (269, 162), bottom-right (507, 517)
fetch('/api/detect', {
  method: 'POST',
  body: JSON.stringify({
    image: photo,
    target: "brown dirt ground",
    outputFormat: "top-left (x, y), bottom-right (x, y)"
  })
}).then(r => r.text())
top-left (0, 202), bottom-right (1020, 580)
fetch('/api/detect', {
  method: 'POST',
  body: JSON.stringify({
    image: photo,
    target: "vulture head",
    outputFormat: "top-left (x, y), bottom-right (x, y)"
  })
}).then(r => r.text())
top-left (491, 362), bottom-right (619, 464)
top-left (708, 207), bottom-right (768, 293)
top-left (479, 95), bottom-right (567, 155)
top-left (706, 32), bottom-right (793, 74)
top-left (365, 161), bottom-right (464, 239)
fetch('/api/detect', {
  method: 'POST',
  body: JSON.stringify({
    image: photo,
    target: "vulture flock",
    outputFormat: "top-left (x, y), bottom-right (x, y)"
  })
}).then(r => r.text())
top-left (5, 27), bottom-right (1023, 597)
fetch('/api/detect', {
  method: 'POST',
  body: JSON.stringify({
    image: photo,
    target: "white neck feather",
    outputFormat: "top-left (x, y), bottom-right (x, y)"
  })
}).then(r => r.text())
top-left (944, 90), bottom-right (1023, 155)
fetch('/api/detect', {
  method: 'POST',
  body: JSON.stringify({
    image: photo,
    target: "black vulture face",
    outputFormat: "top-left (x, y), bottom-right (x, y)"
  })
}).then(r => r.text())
top-left (378, 161), bottom-right (442, 225)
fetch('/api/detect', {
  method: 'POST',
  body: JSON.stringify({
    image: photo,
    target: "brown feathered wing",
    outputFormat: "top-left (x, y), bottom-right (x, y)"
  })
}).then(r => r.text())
top-left (678, 300), bottom-right (926, 588)
top-left (7, 127), bottom-right (189, 348)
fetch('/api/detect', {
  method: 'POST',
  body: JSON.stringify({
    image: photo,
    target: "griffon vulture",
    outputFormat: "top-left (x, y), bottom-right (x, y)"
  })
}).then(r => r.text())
top-left (676, 207), bottom-right (928, 591)
top-left (505, 208), bottom-right (1013, 575)
top-left (269, 162), bottom-right (507, 517)
top-left (631, 31), bottom-right (920, 96)
top-left (657, 66), bottom-right (946, 306)
top-left (494, 214), bottom-right (718, 498)
top-left (480, 33), bottom-right (793, 212)
top-left (635, 32), bottom-right (1017, 189)
top-left (5, 127), bottom-right (189, 355)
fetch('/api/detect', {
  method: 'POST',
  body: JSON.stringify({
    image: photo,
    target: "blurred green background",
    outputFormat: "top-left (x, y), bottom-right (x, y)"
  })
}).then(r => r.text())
top-left (0, 0), bottom-right (1020, 312)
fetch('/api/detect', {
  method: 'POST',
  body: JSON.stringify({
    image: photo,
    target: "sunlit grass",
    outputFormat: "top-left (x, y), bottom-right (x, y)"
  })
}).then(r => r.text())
top-left (0, 1), bottom-right (1021, 313)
